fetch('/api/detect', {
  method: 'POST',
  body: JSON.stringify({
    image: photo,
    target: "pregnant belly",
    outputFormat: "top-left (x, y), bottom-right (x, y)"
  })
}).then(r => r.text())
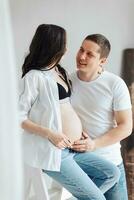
top-left (60, 102), bottom-right (82, 143)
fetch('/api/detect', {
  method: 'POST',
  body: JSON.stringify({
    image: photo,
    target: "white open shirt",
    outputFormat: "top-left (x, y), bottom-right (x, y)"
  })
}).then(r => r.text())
top-left (19, 69), bottom-right (62, 171)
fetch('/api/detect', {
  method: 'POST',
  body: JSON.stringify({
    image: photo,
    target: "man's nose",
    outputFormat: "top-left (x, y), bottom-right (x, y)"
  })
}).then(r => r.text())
top-left (80, 52), bottom-right (86, 60)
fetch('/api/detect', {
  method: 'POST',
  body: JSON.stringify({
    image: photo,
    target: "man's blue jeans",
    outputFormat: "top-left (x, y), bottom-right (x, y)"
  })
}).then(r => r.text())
top-left (104, 162), bottom-right (128, 200)
top-left (43, 149), bottom-right (120, 200)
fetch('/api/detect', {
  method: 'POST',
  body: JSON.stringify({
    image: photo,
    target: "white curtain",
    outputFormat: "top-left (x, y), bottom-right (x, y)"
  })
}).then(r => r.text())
top-left (0, 0), bottom-right (23, 199)
top-left (0, 0), bottom-right (50, 200)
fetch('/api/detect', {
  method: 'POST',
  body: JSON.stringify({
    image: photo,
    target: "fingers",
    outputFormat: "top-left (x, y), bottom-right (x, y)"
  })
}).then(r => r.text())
top-left (58, 141), bottom-right (67, 149)
top-left (71, 144), bottom-right (86, 152)
top-left (71, 138), bottom-right (89, 152)
top-left (74, 139), bottom-right (86, 145)
top-left (57, 136), bottom-right (72, 149)
top-left (64, 138), bottom-right (72, 147)
top-left (82, 131), bottom-right (89, 138)
top-left (71, 137), bottom-right (95, 152)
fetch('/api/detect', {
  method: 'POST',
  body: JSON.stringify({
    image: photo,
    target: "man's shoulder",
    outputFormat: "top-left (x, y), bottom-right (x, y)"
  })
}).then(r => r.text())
top-left (104, 71), bottom-right (120, 79)
top-left (103, 71), bottom-right (124, 83)
top-left (104, 71), bottom-right (128, 94)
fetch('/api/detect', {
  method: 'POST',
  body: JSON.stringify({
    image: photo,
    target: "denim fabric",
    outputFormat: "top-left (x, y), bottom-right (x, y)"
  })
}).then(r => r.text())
top-left (104, 162), bottom-right (128, 200)
top-left (43, 149), bottom-right (120, 200)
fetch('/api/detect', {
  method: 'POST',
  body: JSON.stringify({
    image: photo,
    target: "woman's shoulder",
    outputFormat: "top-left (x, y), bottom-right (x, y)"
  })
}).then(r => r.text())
top-left (21, 70), bottom-right (50, 89)
top-left (23, 70), bottom-right (56, 89)
top-left (24, 69), bottom-right (48, 81)
top-left (25, 69), bottom-right (42, 77)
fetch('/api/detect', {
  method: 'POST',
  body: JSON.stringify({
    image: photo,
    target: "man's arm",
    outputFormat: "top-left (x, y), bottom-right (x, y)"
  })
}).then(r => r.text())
top-left (94, 109), bottom-right (132, 149)
top-left (72, 109), bottom-right (133, 152)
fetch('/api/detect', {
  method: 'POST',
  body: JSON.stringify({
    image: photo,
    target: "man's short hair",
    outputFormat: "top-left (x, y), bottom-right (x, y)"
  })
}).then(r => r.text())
top-left (85, 34), bottom-right (111, 58)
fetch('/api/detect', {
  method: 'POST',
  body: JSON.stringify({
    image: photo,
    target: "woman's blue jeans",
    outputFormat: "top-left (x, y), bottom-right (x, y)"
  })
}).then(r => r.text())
top-left (43, 149), bottom-right (120, 200)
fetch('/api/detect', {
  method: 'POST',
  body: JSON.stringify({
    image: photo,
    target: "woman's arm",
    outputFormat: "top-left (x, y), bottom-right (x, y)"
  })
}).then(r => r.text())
top-left (21, 119), bottom-right (72, 149)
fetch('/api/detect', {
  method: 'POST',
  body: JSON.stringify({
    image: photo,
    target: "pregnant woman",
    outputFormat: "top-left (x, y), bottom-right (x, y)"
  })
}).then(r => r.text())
top-left (19, 24), bottom-right (120, 200)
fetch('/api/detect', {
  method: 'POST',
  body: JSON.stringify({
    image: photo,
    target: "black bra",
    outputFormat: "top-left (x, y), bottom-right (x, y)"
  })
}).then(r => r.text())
top-left (57, 82), bottom-right (71, 100)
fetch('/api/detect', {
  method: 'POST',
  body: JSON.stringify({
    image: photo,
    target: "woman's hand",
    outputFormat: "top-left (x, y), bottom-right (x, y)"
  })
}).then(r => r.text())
top-left (48, 131), bottom-right (72, 149)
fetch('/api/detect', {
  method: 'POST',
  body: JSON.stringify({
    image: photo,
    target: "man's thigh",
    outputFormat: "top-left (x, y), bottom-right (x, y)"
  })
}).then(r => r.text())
top-left (73, 151), bottom-right (120, 194)
top-left (104, 162), bottom-right (128, 200)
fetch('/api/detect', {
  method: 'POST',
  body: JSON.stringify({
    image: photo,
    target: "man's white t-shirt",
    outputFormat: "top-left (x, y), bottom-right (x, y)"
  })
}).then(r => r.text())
top-left (70, 70), bottom-right (132, 165)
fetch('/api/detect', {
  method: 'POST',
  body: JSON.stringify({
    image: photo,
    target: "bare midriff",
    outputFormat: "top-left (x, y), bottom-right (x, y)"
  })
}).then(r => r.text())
top-left (60, 100), bottom-right (82, 143)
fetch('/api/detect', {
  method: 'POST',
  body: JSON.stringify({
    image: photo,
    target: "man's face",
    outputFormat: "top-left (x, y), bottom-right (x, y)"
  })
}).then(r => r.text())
top-left (76, 39), bottom-right (106, 73)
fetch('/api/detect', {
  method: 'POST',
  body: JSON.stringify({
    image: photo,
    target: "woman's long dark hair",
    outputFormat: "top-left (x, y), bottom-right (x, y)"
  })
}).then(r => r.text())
top-left (22, 24), bottom-right (71, 91)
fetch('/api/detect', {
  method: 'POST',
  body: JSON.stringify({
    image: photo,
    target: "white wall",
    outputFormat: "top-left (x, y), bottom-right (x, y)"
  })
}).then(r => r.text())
top-left (10, 0), bottom-right (134, 76)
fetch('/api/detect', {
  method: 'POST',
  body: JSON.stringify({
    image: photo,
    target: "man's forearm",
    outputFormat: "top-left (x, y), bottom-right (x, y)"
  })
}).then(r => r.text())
top-left (94, 124), bottom-right (132, 150)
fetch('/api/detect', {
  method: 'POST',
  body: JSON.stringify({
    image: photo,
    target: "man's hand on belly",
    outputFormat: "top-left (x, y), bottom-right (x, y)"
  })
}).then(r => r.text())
top-left (71, 131), bottom-right (95, 152)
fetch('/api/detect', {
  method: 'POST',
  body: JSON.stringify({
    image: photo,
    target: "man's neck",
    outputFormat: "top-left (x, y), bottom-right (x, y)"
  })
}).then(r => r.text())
top-left (77, 66), bottom-right (104, 82)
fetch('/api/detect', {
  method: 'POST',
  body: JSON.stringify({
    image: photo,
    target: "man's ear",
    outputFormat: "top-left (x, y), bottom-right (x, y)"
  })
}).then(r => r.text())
top-left (100, 57), bottom-right (107, 66)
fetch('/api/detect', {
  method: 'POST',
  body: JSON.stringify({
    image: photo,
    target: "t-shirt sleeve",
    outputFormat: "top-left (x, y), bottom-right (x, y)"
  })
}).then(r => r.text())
top-left (113, 78), bottom-right (132, 111)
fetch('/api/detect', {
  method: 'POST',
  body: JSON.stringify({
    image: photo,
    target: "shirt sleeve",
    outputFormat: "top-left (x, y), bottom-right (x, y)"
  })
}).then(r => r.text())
top-left (113, 78), bottom-right (132, 111)
top-left (19, 71), bottom-right (39, 124)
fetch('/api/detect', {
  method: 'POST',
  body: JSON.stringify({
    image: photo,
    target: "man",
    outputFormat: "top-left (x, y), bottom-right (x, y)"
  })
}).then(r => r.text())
top-left (70, 34), bottom-right (133, 200)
